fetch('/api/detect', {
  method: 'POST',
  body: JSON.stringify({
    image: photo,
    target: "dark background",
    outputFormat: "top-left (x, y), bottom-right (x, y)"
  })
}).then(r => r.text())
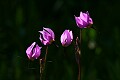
top-left (0, 0), bottom-right (120, 80)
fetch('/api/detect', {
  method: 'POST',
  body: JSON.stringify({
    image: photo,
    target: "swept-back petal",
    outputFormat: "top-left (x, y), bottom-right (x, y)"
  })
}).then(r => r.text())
top-left (74, 11), bottom-right (93, 28)
top-left (74, 16), bottom-right (84, 28)
top-left (39, 27), bottom-right (55, 45)
top-left (39, 31), bottom-right (49, 41)
top-left (69, 31), bottom-right (73, 40)
top-left (80, 12), bottom-right (88, 23)
top-left (43, 27), bottom-right (55, 39)
top-left (60, 31), bottom-right (67, 43)
top-left (65, 30), bottom-right (72, 45)
top-left (26, 42), bottom-right (36, 55)
top-left (89, 17), bottom-right (93, 24)
top-left (26, 42), bottom-right (36, 59)
top-left (39, 35), bottom-right (50, 45)
top-left (32, 45), bottom-right (41, 59)
top-left (60, 30), bottom-right (73, 47)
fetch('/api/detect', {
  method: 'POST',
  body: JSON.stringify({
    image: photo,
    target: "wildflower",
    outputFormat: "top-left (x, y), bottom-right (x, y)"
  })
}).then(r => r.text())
top-left (74, 11), bottom-right (93, 28)
top-left (39, 27), bottom-right (55, 45)
top-left (60, 30), bottom-right (73, 47)
top-left (26, 42), bottom-right (41, 60)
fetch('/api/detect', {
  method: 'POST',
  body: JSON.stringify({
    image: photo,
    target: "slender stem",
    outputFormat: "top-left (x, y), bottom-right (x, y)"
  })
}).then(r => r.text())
top-left (40, 58), bottom-right (45, 80)
top-left (43, 46), bottom-right (48, 80)
top-left (78, 61), bottom-right (80, 80)
top-left (78, 29), bottom-right (82, 80)
top-left (44, 46), bottom-right (48, 69)
top-left (74, 29), bottom-right (82, 80)
top-left (40, 46), bottom-right (48, 80)
top-left (40, 59), bottom-right (42, 80)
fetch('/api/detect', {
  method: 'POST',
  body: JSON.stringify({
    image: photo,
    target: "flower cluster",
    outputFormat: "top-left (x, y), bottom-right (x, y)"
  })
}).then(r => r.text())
top-left (26, 11), bottom-right (93, 60)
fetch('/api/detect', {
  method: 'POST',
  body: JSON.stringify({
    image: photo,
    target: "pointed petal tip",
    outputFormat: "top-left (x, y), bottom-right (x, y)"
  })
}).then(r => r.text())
top-left (32, 42), bottom-right (36, 45)
top-left (38, 31), bottom-right (42, 33)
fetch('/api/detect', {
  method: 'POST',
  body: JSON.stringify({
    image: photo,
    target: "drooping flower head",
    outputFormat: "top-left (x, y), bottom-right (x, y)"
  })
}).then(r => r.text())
top-left (26, 42), bottom-right (42, 60)
top-left (74, 11), bottom-right (93, 28)
top-left (39, 27), bottom-right (55, 45)
top-left (60, 30), bottom-right (73, 47)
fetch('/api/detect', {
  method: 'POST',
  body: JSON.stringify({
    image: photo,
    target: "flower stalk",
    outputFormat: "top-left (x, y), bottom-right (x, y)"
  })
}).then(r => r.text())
top-left (78, 29), bottom-right (82, 80)
top-left (74, 29), bottom-right (82, 80)
top-left (40, 59), bottom-right (43, 80)
top-left (40, 46), bottom-right (48, 80)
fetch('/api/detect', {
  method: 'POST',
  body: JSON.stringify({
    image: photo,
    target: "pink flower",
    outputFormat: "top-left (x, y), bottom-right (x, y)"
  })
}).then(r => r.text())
top-left (39, 27), bottom-right (55, 45)
top-left (60, 30), bottom-right (73, 47)
top-left (74, 11), bottom-right (93, 28)
top-left (26, 42), bottom-right (42, 60)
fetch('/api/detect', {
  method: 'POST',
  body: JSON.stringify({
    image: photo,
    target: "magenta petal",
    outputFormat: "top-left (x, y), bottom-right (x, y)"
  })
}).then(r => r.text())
top-left (60, 31), bottom-right (67, 45)
top-left (39, 27), bottom-right (55, 45)
top-left (39, 35), bottom-right (50, 45)
top-left (26, 42), bottom-right (36, 59)
top-left (43, 27), bottom-right (55, 40)
top-left (69, 31), bottom-right (73, 40)
top-left (32, 45), bottom-right (41, 59)
top-left (39, 31), bottom-right (50, 41)
top-left (75, 16), bottom-right (84, 28)
top-left (26, 42), bottom-right (42, 60)
top-left (65, 30), bottom-right (72, 45)
top-left (74, 11), bottom-right (93, 28)
top-left (80, 12), bottom-right (88, 23)
top-left (81, 20), bottom-right (89, 28)
top-left (60, 30), bottom-right (73, 47)
top-left (89, 17), bottom-right (93, 24)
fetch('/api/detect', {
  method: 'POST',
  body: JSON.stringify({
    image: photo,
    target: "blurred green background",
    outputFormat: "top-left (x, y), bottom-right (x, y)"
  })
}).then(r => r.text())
top-left (0, 0), bottom-right (120, 80)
